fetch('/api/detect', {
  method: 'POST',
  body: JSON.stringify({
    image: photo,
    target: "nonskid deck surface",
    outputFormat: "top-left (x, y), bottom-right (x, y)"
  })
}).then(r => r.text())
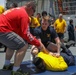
top-left (0, 47), bottom-right (76, 75)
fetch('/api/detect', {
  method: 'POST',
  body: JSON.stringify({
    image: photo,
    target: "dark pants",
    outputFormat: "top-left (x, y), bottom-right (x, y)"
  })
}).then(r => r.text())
top-left (68, 32), bottom-right (75, 41)
top-left (61, 49), bottom-right (75, 66)
top-left (57, 33), bottom-right (64, 39)
top-left (0, 43), bottom-right (3, 48)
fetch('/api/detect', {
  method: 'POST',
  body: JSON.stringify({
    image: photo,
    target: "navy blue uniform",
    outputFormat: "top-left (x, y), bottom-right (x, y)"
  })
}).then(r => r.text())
top-left (34, 26), bottom-right (58, 47)
top-left (68, 24), bottom-right (75, 41)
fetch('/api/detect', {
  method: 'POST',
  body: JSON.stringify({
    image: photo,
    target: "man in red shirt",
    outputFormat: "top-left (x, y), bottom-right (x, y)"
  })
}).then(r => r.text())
top-left (0, 1), bottom-right (48, 75)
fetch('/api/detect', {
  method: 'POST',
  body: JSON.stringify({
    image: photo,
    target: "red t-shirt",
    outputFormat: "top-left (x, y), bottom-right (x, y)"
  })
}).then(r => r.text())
top-left (0, 7), bottom-right (40, 47)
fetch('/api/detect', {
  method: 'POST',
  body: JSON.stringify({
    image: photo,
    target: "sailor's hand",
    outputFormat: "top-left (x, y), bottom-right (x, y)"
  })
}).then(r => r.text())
top-left (53, 53), bottom-right (60, 57)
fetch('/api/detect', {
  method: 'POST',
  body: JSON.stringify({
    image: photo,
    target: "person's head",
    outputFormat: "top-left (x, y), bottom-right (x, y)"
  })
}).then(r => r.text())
top-left (10, 2), bottom-right (18, 8)
top-left (31, 47), bottom-right (39, 56)
top-left (36, 13), bottom-right (41, 18)
top-left (41, 16), bottom-right (50, 30)
top-left (42, 11), bottom-right (47, 18)
top-left (59, 13), bottom-right (63, 20)
top-left (25, 1), bottom-right (36, 17)
top-left (33, 57), bottom-right (46, 72)
top-left (69, 19), bottom-right (73, 24)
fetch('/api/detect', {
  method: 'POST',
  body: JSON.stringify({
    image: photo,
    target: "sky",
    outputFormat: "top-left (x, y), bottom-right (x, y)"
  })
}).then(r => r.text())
top-left (0, 0), bottom-right (6, 7)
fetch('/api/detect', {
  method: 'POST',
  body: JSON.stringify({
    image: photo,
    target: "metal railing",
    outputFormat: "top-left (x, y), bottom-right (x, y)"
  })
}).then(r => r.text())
top-left (54, 0), bottom-right (76, 16)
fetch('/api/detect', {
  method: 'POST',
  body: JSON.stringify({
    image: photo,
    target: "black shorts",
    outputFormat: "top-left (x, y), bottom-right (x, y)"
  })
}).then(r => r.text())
top-left (57, 33), bottom-right (64, 39)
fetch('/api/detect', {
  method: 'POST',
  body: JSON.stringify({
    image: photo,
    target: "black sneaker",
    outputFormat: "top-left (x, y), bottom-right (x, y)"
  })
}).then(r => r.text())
top-left (2, 63), bottom-right (13, 70)
top-left (66, 40), bottom-right (75, 48)
top-left (11, 68), bottom-right (30, 75)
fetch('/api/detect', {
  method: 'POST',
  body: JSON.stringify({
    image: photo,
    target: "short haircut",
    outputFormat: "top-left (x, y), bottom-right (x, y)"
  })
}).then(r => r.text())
top-left (37, 13), bottom-right (41, 15)
top-left (33, 57), bottom-right (46, 71)
top-left (9, 2), bottom-right (18, 8)
top-left (25, 1), bottom-right (37, 8)
top-left (41, 16), bottom-right (51, 24)
top-left (12, 3), bottom-right (18, 7)
top-left (69, 19), bottom-right (73, 24)
top-left (42, 11), bottom-right (47, 16)
top-left (59, 13), bottom-right (63, 17)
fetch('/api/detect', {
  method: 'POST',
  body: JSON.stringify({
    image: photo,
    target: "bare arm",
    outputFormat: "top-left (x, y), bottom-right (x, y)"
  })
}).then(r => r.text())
top-left (31, 38), bottom-right (49, 54)
top-left (54, 37), bottom-right (61, 56)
